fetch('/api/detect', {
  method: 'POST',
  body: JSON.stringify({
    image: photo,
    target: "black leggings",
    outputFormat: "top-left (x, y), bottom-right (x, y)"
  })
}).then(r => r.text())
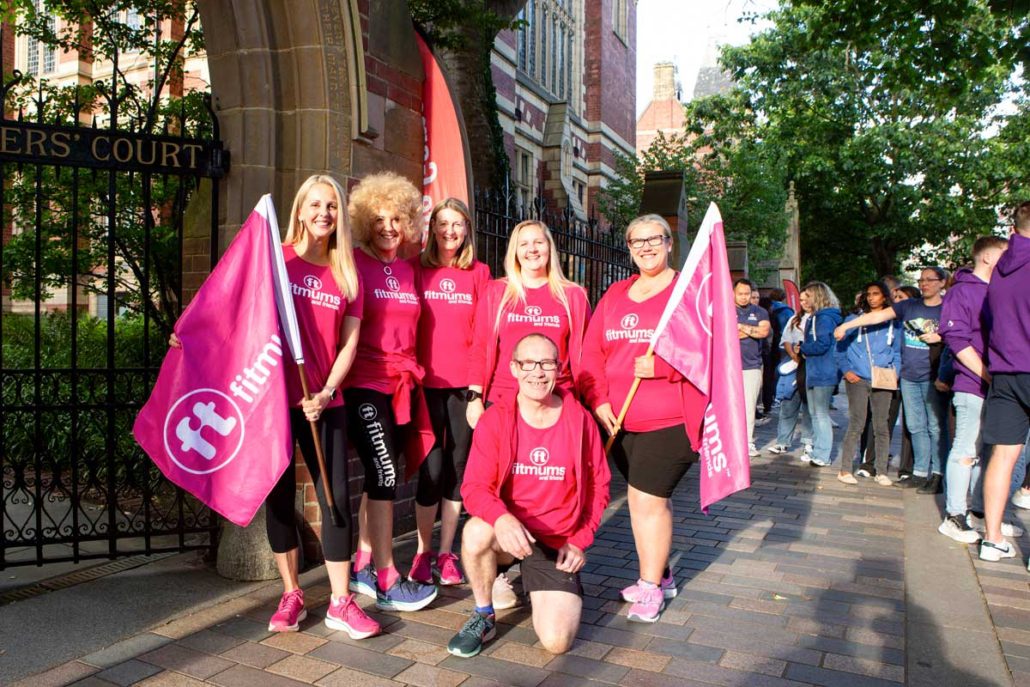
top-left (265, 407), bottom-right (352, 561)
top-left (417, 388), bottom-right (473, 506)
top-left (344, 388), bottom-right (404, 500)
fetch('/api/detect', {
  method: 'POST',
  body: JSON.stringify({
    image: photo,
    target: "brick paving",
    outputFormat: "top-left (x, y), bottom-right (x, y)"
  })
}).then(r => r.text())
top-left (11, 403), bottom-right (1030, 686)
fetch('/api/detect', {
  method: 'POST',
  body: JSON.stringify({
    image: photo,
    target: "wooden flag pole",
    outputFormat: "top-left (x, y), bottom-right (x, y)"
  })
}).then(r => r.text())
top-left (604, 348), bottom-right (655, 454)
top-left (296, 364), bottom-right (342, 527)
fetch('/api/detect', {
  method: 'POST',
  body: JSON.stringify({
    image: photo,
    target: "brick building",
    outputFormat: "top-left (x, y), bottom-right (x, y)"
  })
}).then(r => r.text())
top-left (493, 0), bottom-right (637, 218)
top-left (635, 61), bottom-right (685, 153)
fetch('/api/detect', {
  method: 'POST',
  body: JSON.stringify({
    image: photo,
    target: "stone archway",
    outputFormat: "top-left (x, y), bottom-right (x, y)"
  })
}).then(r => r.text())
top-left (196, 0), bottom-right (368, 241)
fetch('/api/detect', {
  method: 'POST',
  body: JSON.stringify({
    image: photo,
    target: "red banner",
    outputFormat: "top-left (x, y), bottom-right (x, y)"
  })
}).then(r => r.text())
top-left (416, 33), bottom-right (470, 243)
top-left (783, 279), bottom-right (801, 314)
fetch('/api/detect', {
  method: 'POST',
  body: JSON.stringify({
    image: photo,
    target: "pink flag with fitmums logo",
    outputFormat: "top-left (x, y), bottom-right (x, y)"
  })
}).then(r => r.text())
top-left (133, 196), bottom-right (293, 526)
top-left (651, 203), bottom-right (751, 511)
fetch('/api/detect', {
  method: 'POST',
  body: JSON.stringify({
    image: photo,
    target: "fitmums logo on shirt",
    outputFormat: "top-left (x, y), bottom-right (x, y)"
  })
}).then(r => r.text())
top-left (513, 446), bottom-right (566, 480)
top-left (507, 305), bottom-right (561, 327)
top-left (290, 275), bottom-right (341, 310)
top-left (605, 312), bottom-right (655, 344)
top-left (423, 277), bottom-right (473, 305)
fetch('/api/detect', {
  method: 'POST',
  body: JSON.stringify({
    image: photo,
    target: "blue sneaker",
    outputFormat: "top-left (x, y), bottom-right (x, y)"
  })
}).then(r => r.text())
top-left (375, 578), bottom-right (437, 612)
top-left (349, 562), bottom-right (377, 599)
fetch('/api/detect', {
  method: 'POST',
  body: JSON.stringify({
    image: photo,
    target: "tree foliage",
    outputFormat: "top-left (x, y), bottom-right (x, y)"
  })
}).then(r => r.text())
top-left (3, 1), bottom-right (211, 335)
top-left (688, 0), bottom-right (1027, 297)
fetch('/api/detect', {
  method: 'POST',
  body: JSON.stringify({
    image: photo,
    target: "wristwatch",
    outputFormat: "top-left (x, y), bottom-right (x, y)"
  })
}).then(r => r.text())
top-left (465, 389), bottom-right (483, 403)
top-left (322, 385), bottom-right (337, 401)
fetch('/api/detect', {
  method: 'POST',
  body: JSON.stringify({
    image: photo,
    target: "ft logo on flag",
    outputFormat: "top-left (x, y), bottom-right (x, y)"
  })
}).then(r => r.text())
top-left (134, 196), bottom-right (294, 527)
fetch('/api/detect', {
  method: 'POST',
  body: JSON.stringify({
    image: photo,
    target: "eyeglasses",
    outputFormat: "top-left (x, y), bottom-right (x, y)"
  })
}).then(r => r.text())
top-left (627, 234), bottom-right (668, 250)
top-left (514, 359), bottom-right (559, 371)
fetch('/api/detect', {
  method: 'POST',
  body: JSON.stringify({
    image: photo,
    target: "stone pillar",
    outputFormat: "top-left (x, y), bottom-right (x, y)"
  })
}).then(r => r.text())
top-left (639, 171), bottom-right (690, 262)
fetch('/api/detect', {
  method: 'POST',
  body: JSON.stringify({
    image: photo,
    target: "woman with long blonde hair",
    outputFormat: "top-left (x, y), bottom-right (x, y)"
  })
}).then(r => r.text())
top-left (409, 198), bottom-right (491, 587)
top-left (798, 281), bottom-right (844, 467)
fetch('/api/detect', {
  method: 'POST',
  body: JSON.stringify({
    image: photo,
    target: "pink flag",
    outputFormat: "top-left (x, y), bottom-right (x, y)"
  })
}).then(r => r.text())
top-left (652, 203), bottom-right (751, 511)
top-left (133, 198), bottom-right (292, 526)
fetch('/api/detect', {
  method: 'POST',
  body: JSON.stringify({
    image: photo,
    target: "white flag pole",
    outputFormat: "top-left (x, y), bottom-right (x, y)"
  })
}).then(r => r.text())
top-left (260, 195), bottom-right (341, 526)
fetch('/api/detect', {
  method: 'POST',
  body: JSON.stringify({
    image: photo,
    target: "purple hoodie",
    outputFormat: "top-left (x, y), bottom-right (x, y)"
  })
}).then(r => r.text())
top-left (941, 268), bottom-right (991, 396)
top-left (986, 232), bottom-right (1030, 374)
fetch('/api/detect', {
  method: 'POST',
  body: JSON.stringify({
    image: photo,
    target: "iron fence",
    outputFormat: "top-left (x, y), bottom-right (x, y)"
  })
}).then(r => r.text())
top-left (473, 188), bottom-right (633, 305)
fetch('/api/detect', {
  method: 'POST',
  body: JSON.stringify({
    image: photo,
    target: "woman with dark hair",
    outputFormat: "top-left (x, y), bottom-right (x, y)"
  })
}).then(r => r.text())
top-left (835, 281), bottom-right (900, 486)
top-left (409, 198), bottom-right (491, 586)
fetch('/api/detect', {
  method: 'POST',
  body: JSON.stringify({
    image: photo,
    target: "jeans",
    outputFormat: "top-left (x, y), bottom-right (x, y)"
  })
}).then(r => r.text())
top-left (743, 368), bottom-right (763, 446)
top-left (776, 391), bottom-right (812, 448)
top-left (945, 393), bottom-right (984, 516)
top-left (807, 385), bottom-right (836, 462)
top-left (900, 379), bottom-right (949, 477)
top-left (839, 380), bottom-right (893, 475)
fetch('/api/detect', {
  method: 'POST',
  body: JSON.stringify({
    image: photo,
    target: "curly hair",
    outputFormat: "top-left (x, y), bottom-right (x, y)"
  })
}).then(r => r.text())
top-left (347, 171), bottom-right (422, 248)
top-left (283, 174), bottom-right (359, 301)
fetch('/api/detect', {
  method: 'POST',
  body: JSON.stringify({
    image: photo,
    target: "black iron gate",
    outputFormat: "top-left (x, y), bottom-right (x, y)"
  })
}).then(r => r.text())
top-left (1, 61), bottom-right (229, 568)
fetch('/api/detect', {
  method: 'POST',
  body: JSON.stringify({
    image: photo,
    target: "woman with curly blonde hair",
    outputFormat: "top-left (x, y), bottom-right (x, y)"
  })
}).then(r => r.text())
top-left (343, 171), bottom-right (437, 613)
top-left (798, 281), bottom-right (844, 467)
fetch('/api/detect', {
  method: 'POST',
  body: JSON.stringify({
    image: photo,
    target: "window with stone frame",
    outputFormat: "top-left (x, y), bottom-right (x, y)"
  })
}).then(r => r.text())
top-left (613, 0), bottom-right (629, 44)
top-left (515, 147), bottom-right (535, 211)
top-left (516, 1), bottom-right (577, 109)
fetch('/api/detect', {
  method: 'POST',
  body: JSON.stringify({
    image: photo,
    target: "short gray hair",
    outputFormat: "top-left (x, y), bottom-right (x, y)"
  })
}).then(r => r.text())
top-left (624, 214), bottom-right (672, 242)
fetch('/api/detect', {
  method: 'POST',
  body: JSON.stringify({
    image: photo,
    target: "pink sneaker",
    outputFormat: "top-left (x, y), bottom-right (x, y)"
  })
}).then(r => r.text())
top-left (408, 552), bottom-right (435, 584)
top-left (620, 572), bottom-right (677, 603)
top-left (626, 585), bottom-right (665, 623)
top-left (437, 552), bottom-right (465, 586)
top-left (268, 589), bottom-right (306, 632)
top-left (325, 594), bottom-right (381, 639)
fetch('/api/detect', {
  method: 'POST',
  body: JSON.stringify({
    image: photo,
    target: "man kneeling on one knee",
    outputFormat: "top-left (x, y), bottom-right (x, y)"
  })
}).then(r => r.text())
top-left (448, 333), bottom-right (611, 658)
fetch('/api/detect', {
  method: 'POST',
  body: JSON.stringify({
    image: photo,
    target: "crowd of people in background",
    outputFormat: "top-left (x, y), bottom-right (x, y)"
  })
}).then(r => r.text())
top-left (735, 201), bottom-right (1030, 568)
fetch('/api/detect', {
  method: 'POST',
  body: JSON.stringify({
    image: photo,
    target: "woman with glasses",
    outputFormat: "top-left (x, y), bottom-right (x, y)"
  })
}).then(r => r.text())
top-left (581, 214), bottom-right (705, 624)
top-left (466, 218), bottom-right (589, 609)
top-left (344, 172), bottom-right (438, 613)
top-left (834, 281), bottom-right (900, 486)
top-left (409, 198), bottom-right (491, 588)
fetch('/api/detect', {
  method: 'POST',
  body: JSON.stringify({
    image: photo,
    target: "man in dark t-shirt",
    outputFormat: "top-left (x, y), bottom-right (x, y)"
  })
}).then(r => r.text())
top-left (735, 279), bottom-right (771, 456)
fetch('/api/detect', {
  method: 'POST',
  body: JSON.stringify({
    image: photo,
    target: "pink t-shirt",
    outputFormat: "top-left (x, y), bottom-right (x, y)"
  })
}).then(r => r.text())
top-left (282, 244), bottom-right (363, 408)
top-left (343, 249), bottom-right (421, 394)
top-left (587, 278), bottom-right (682, 432)
top-left (502, 403), bottom-right (579, 549)
top-left (488, 285), bottom-right (573, 404)
top-left (416, 261), bottom-right (491, 388)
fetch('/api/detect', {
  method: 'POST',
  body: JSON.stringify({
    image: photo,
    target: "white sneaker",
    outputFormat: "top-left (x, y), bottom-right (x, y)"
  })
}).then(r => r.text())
top-left (767, 444), bottom-right (789, 455)
top-left (979, 538), bottom-right (1016, 561)
top-left (874, 474), bottom-right (893, 487)
top-left (809, 457), bottom-right (830, 468)
top-left (491, 573), bottom-right (518, 610)
top-left (855, 468), bottom-right (872, 478)
top-left (749, 443), bottom-right (759, 458)
top-left (938, 515), bottom-right (982, 544)
top-left (1012, 489), bottom-right (1030, 510)
top-left (966, 513), bottom-right (1025, 538)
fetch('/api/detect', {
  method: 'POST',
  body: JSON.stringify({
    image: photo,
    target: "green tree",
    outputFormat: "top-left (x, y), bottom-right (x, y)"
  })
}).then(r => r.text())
top-left (690, 0), bottom-right (1027, 295)
top-left (2, 0), bottom-right (211, 335)
top-left (597, 130), bottom-right (789, 281)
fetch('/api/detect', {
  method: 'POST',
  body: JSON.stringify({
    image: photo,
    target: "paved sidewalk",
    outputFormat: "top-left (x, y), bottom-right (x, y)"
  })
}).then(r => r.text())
top-left (5, 401), bottom-right (1029, 686)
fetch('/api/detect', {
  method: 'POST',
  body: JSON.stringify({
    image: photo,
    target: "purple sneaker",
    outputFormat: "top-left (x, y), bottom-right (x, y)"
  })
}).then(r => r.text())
top-left (349, 562), bottom-right (377, 599)
top-left (376, 578), bottom-right (438, 612)
top-left (621, 572), bottom-right (677, 603)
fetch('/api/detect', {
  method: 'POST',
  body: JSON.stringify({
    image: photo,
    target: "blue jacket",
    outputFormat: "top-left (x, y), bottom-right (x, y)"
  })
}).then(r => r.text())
top-left (835, 314), bottom-right (901, 381)
top-left (800, 307), bottom-right (843, 387)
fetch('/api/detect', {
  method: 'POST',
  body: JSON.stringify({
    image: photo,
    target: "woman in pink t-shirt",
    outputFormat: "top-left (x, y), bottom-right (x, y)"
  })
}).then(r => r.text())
top-left (580, 214), bottom-right (703, 625)
top-left (170, 175), bottom-right (378, 640)
top-left (343, 172), bottom-right (437, 613)
top-left (466, 220), bottom-right (590, 428)
top-left (410, 199), bottom-right (491, 588)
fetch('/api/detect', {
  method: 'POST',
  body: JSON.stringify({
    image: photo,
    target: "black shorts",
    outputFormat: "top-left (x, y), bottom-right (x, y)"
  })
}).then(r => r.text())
top-left (344, 387), bottom-right (404, 500)
top-left (416, 387), bottom-right (473, 505)
top-left (610, 424), bottom-right (697, 498)
top-left (982, 373), bottom-right (1030, 446)
top-left (513, 541), bottom-right (583, 596)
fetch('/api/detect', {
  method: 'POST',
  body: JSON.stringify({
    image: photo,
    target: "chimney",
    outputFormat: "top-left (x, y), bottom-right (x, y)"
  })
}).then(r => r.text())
top-left (653, 62), bottom-right (677, 101)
